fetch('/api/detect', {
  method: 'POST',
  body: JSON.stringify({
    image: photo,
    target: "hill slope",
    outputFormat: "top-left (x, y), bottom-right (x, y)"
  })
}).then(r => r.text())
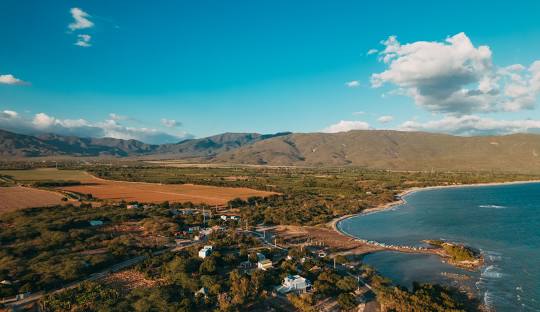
top-left (213, 130), bottom-right (540, 172)
top-left (0, 129), bottom-right (290, 158)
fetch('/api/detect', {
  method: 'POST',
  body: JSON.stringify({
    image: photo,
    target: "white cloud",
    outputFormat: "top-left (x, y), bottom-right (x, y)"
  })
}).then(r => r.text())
top-left (109, 113), bottom-right (128, 121)
top-left (345, 80), bottom-right (360, 88)
top-left (161, 118), bottom-right (181, 128)
top-left (378, 115), bottom-right (394, 123)
top-left (371, 32), bottom-right (540, 115)
top-left (0, 110), bottom-right (193, 144)
top-left (68, 8), bottom-right (94, 31)
top-left (74, 34), bottom-right (92, 47)
top-left (1, 110), bottom-right (18, 118)
top-left (399, 115), bottom-right (540, 136)
top-left (352, 111), bottom-right (365, 115)
top-left (0, 74), bottom-right (27, 85)
top-left (367, 49), bottom-right (378, 55)
top-left (322, 120), bottom-right (370, 133)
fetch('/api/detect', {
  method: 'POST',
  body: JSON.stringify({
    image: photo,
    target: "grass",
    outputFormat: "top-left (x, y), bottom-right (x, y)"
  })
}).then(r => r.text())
top-left (0, 168), bottom-right (92, 183)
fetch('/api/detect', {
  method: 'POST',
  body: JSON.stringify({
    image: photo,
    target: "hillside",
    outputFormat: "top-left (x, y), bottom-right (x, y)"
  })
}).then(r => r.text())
top-left (0, 129), bottom-right (289, 159)
top-left (153, 132), bottom-right (291, 159)
top-left (213, 130), bottom-right (540, 172)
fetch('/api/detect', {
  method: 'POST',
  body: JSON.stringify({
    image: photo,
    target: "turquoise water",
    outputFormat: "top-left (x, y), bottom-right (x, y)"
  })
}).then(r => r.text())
top-left (338, 183), bottom-right (540, 311)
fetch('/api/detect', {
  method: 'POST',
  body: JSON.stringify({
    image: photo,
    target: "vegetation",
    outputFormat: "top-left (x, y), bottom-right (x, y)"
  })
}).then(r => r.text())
top-left (426, 240), bottom-right (478, 262)
top-left (89, 165), bottom-right (538, 225)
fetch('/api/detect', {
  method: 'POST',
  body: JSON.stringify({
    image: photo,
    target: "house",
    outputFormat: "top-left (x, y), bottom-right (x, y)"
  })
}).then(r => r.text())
top-left (257, 259), bottom-right (273, 271)
top-left (276, 275), bottom-right (312, 294)
top-left (89, 220), bottom-right (103, 226)
top-left (188, 226), bottom-right (200, 233)
top-left (198, 245), bottom-right (213, 259)
top-left (229, 216), bottom-right (239, 221)
top-left (220, 215), bottom-right (228, 221)
top-left (126, 204), bottom-right (139, 209)
top-left (195, 287), bottom-right (208, 298)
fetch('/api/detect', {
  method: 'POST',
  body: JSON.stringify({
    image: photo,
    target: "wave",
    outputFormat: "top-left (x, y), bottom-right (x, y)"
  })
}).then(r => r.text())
top-left (479, 204), bottom-right (507, 209)
top-left (481, 265), bottom-right (503, 279)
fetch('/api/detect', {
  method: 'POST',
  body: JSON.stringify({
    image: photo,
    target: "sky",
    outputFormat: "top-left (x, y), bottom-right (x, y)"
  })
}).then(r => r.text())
top-left (1, 1), bottom-right (540, 144)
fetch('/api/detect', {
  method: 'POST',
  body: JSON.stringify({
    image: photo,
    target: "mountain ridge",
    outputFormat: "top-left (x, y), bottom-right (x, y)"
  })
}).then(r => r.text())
top-left (3, 128), bottom-right (540, 172)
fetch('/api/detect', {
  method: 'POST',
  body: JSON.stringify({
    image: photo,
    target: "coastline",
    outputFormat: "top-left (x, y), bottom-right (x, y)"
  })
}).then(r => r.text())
top-left (329, 179), bottom-right (540, 268)
top-left (331, 179), bottom-right (540, 233)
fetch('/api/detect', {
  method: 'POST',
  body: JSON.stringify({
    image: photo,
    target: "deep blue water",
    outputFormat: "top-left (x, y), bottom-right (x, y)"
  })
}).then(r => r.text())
top-left (338, 182), bottom-right (540, 311)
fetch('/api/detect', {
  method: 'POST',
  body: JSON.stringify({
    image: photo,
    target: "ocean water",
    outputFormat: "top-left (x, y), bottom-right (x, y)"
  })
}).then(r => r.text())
top-left (338, 182), bottom-right (540, 311)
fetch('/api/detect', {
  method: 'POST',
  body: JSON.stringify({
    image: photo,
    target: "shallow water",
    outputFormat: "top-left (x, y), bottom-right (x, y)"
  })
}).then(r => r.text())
top-left (339, 183), bottom-right (540, 311)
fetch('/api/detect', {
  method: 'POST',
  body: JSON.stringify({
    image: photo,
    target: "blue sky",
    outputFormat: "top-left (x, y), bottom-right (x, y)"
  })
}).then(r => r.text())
top-left (1, 1), bottom-right (540, 143)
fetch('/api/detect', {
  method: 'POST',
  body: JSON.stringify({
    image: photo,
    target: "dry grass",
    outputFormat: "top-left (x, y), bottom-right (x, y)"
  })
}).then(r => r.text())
top-left (102, 270), bottom-right (164, 295)
top-left (275, 225), bottom-right (383, 255)
top-left (0, 168), bottom-right (94, 182)
top-left (0, 186), bottom-right (66, 213)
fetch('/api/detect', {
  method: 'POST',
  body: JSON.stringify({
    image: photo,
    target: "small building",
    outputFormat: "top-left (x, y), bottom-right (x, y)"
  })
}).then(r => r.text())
top-left (220, 215), bottom-right (228, 221)
top-left (195, 287), bottom-right (208, 298)
top-left (257, 259), bottom-right (273, 271)
top-left (229, 216), bottom-right (239, 221)
top-left (89, 220), bottom-right (103, 226)
top-left (276, 275), bottom-right (312, 294)
top-left (198, 245), bottom-right (213, 259)
top-left (188, 226), bottom-right (200, 233)
top-left (126, 204), bottom-right (139, 209)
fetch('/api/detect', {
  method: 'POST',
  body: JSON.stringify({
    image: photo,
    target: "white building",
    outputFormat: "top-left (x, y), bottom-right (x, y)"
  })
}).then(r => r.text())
top-left (198, 245), bottom-right (213, 259)
top-left (257, 259), bottom-right (273, 271)
top-left (276, 275), bottom-right (312, 294)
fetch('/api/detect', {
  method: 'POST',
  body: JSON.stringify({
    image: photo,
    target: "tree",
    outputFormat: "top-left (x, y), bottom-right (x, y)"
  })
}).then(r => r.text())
top-left (337, 293), bottom-right (356, 310)
top-left (336, 276), bottom-right (357, 292)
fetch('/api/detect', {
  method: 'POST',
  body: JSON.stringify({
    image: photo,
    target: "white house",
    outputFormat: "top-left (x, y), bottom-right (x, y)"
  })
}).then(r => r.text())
top-left (220, 215), bottom-right (228, 221)
top-left (198, 245), bottom-right (213, 259)
top-left (126, 204), bottom-right (139, 209)
top-left (257, 259), bottom-right (273, 271)
top-left (276, 275), bottom-right (312, 294)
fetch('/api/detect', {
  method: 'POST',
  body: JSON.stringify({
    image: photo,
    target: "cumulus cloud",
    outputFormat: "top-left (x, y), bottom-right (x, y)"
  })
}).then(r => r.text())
top-left (0, 110), bottom-right (193, 144)
top-left (371, 32), bottom-right (540, 114)
top-left (0, 74), bottom-right (27, 85)
top-left (74, 34), bottom-right (92, 47)
top-left (322, 120), bottom-right (370, 133)
top-left (377, 115), bottom-right (394, 123)
top-left (161, 118), bottom-right (181, 128)
top-left (399, 115), bottom-right (540, 136)
top-left (345, 80), bottom-right (360, 88)
top-left (68, 8), bottom-right (94, 31)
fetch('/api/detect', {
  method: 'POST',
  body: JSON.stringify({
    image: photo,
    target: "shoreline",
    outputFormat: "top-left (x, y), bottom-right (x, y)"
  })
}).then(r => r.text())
top-left (330, 179), bottom-right (540, 268)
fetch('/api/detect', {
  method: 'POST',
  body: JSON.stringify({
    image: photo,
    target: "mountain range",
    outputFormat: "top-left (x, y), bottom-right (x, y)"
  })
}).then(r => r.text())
top-left (2, 128), bottom-right (540, 172)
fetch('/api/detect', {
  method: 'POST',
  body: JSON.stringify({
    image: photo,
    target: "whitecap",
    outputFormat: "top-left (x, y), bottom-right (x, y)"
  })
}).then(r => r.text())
top-left (479, 204), bottom-right (507, 209)
top-left (482, 265), bottom-right (503, 279)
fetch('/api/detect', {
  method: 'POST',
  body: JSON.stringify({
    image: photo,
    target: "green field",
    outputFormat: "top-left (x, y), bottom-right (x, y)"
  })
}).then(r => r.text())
top-left (0, 168), bottom-right (92, 182)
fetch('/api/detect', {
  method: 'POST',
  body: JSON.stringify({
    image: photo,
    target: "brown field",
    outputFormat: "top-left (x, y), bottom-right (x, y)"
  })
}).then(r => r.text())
top-left (0, 186), bottom-right (66, 213)
top-left (60, 176), bottom-right (276, 206)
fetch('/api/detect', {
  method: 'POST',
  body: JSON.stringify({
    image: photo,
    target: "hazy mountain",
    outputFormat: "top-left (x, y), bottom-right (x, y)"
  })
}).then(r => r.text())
top-left (0, 129), bottom-right (158, 157)
top-left (0, 129), bottom-right (290, 159)
top-left (213, 130), bottom-right (540, 172)
top-left (154, 132), bottom-right (292, 159)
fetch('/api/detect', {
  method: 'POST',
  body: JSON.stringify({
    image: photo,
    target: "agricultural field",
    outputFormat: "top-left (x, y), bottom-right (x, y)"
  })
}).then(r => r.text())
top-left (0, 186), bottom-right (67, 213)
top-left (0, 168), bottom-right (94, 183)
top-left (0, 168), bottom-right (277, 206)
top-left (60, 179), bottom-right (276, 206)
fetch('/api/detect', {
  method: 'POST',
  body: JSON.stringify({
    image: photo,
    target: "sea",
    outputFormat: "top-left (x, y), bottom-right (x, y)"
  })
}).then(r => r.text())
top-left (337, 182), bottom-right (540, 311)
